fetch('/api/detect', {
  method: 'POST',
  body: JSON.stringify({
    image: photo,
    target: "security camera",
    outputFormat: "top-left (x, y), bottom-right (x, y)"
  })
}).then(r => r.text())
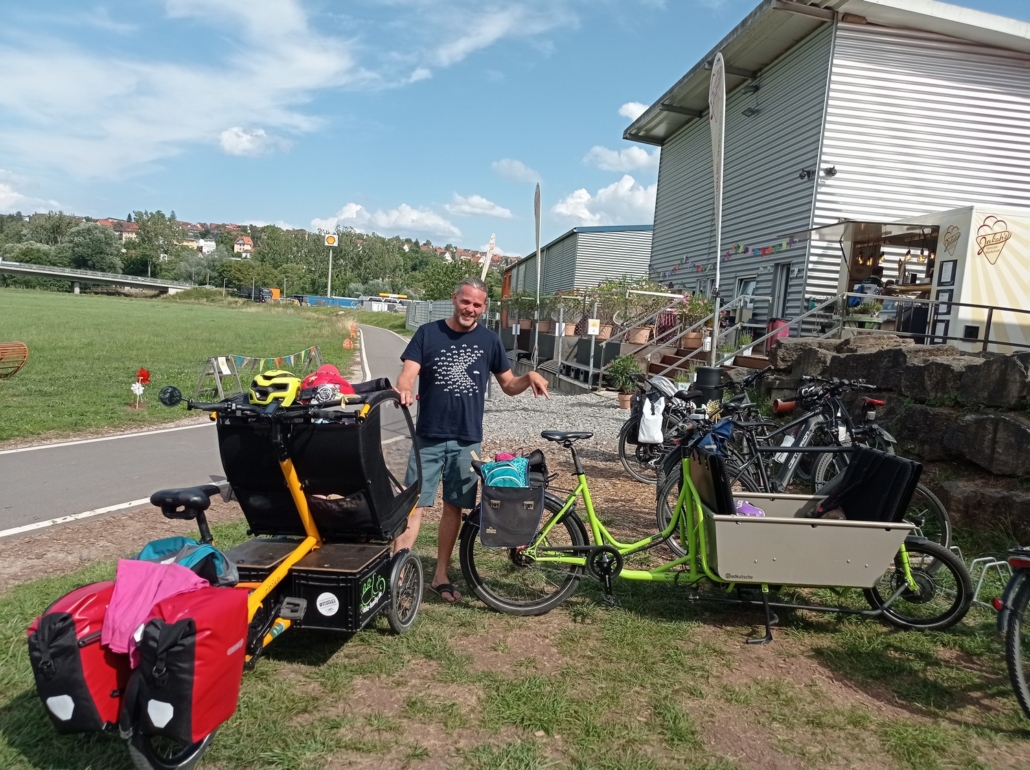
top-left (798, 169), bottom-right (813, 180)
top-left (823, 166), bottom-right (837, 177)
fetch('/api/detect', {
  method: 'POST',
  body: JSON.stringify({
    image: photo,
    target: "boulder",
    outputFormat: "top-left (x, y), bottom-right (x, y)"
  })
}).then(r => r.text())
top-left (943, 412), bottom-right (1030, 477)
top-left (895, 404), bottom-right (959, 461)
top-left (833, 334), bottom-right (913, 354)
top-left (790, 347), bottom-right (836, 378)
top-left (935, 479), bottom-right (1030, 543)
top-left (902, 357), bottom-right (982, 403)
top-left (769, 338), bottom-right (836, 370)
top-left (958, 351), bottom-right (1030, 409)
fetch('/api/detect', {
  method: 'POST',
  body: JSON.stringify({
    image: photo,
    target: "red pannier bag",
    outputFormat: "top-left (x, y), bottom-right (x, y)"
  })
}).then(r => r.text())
top-left (27, 581), bottom-right (131, 733)
top-left (123, 586), bottom-right (248, 745)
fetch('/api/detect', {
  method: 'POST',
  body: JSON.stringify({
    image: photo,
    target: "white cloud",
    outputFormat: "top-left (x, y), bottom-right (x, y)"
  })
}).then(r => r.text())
top-left (492, 158), bottom-right (541, 184)
top-left (408, 67), bottom-right (432, 83)
top-left (618, 101), bottom-right (649, 120)
top-left (584, 145), bottom-right (660, 173)
top-left (430, 6), bottom-right (574, 68)
top-left (0, 170), bottom-right (60, 214)
top-left (552, 175), bottom-right (656, 226)
top-left (242, 219), bottom-right (299, 230)
top-left (446, 194), bottom-right (512, 218)
top-left (312, 203), bottom-right (461, 239)
top-left (481, 241), bottom-right (519, 257)
top-left (219, 127), bottom-right (290, 157)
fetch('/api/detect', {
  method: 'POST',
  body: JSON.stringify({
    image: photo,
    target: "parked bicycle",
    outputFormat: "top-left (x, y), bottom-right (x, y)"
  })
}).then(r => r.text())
top-left (996, 548), bottom-right (1030, 719)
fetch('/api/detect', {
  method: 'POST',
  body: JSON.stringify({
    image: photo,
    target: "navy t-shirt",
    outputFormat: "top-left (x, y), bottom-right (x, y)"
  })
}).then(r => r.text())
top-left (401, 320), bottom-right (510, 442)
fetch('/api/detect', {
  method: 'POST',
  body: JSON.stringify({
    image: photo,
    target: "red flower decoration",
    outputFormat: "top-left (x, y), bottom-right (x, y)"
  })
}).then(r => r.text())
top-left (136, 367), bottom-right (151, 385)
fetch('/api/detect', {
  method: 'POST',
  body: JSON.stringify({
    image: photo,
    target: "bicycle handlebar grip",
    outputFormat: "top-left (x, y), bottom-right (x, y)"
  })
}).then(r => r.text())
top-left (772, 399), bottom-right (796, 415)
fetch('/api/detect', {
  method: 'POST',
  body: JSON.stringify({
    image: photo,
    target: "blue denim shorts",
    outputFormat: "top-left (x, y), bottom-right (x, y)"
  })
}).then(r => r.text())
top-left (404, 437), bottom-right (480, 509)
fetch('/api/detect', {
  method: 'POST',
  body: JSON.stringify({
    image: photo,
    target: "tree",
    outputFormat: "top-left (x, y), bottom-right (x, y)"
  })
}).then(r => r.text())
top-left (127, 213), bottom-right (133, 223)
top-left (24, 211), bottom-right (78, 246)
top-left (66, 223), bottom-right (122, 272)
top-left (420, 259), bottom-right (482, 300)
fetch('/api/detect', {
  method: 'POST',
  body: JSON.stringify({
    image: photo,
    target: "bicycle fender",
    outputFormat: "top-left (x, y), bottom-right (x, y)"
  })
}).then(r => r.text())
top-left (997, 570), bottom-right (1030, 633)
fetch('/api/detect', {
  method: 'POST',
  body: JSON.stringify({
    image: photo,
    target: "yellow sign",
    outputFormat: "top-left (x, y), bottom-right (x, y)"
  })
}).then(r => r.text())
top-left (324, 234), bottom-right (338, 247)
top-left (587, 318), bottom-right (601, 336)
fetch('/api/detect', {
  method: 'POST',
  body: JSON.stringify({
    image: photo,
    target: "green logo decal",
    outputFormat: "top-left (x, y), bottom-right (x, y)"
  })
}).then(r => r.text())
top-left (360, 573), bottom-right (387, 614)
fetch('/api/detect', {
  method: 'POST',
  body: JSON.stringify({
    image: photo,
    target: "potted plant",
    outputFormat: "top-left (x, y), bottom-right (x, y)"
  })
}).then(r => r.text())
top-left (678, 293), bottom-right (714, 349)
top-left (621, 277), bottom-right (668, 345)
top-left (851, 300), bottom-right (882, 329)
top-left (605, 354), bottom-right (643, 408)
top-left (551, 291), bottom-right (584, 336)
top-left (536, 297), bottom-right (553, 334)
top-left (717, 343), bottom-right (736, 367)
top-left (738, 332), bottom-right (754, 356)
top-left (511, 292), bottom-right (535, 330)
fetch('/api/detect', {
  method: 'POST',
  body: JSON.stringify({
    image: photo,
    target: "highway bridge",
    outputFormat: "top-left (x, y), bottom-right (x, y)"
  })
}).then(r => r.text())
top-left (0, 261), bottom-right (191, 293)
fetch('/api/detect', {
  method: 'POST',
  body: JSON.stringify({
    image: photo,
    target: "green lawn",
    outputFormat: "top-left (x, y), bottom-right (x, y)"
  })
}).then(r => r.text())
top-left (0, 289), bottom-right (358, 441)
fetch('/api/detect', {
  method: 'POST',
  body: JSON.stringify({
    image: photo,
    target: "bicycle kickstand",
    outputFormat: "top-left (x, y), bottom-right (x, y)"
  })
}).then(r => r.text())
top-left (746, 586), bottom-right (775, 645)
top-left (601, 571), bottom-right (620, 609)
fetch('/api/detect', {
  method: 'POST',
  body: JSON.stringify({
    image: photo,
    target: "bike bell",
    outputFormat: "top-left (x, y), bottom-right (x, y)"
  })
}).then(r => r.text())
top-left (249, 369), bottom-right (302, 407)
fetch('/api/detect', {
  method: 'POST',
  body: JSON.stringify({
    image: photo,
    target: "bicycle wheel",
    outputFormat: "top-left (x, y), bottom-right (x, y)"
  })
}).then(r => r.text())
top-left (387, 549), bottom-right (423, 634)
top-left (863, 540), bottom-right (972, 631)
top-left (128, 730), bottom-right (216, 770)
top-left (656, 458), bottom-right (761, 557)
top-left (618, 415), bottom-right (661, 485)
top-left (459, 494), bottom-right (587, 616)
top-left (814, 454), bottom-right (951, 550)
top-left (1005, 577), bottom-right (1030, 719)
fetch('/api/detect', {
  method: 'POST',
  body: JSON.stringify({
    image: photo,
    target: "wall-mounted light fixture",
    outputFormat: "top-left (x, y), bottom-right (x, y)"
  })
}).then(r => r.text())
top-left (798, 169), bottom-right (815, 180)
top-left (823, 166), bottom-right (837, 177)
top-left (741, 106), bottom-right (761, 118)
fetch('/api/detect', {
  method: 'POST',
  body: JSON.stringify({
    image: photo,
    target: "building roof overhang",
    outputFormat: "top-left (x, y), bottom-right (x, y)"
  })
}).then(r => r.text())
top-left (625, 0), bottom-right (1030, 147)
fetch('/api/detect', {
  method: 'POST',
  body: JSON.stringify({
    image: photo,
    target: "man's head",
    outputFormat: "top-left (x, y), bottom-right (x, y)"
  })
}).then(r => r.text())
top-left (451, 276), bottom-right (488, 329)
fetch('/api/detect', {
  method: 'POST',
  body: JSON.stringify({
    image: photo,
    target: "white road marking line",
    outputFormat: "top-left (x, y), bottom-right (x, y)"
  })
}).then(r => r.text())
top-left (358, 328), bottom-right (372, 381)
top-left (0, 498), bottom-right (152, 540)
top-left (0, 422), bottom-right (213, 455)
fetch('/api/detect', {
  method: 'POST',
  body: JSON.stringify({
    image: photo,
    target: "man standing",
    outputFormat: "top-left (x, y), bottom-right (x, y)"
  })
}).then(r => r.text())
top-left (393, 276), bottom-right (549, 603)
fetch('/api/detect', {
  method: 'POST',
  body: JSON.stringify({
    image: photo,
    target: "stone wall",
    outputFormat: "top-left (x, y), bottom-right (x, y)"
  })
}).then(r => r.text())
top-left (768, 335), bottom-right (1030, 539)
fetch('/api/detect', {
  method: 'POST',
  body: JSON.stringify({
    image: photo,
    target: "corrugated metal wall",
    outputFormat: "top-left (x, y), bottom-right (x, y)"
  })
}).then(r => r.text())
top-left (515, 232), bottom-right (578, 295)
top-left (806, 23), bottom-right (1030, 299)
top-left (650, 24), bottom-right (833, 321)
top-left (574, 230), bottom-right (652, 287)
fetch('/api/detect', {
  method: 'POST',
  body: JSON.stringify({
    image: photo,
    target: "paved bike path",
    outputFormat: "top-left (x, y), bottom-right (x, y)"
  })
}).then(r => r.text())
top-left (0, 323), bottom-right (409, 537)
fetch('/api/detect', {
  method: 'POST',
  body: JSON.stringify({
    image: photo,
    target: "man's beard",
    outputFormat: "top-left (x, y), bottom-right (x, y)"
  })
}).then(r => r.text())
top-left (456, 313), bottom-right (476, 328)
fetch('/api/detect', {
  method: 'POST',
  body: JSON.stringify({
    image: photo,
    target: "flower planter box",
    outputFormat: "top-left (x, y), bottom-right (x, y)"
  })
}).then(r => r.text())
top-left (626, 327), bottom-right (651, 345)
top-left (562, 322), bottom-right (578, 337)
top-left (519, 318), bottom-right (532, 331)
top-left (734, 354), bottom-right (771, 369)
top-left (537, 320), bottom-right (553, 334)
top-left (680, 332), bottom-right (704, 350)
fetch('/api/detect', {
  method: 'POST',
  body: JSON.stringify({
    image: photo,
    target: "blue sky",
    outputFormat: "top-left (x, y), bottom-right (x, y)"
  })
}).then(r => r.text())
top-left (1, 0), bottom-right (1027, 257)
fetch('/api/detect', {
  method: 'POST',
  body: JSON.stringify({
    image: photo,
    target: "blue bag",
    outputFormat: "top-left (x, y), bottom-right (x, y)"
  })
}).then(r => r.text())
top-left (137, 536), bottom-right (239, 587)
top-left (481, 457), bottom-right (529, 488)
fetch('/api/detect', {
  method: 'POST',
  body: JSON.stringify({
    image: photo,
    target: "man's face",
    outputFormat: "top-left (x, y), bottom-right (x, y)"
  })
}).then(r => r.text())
top-left (452, 285), bottom-right (487, 328)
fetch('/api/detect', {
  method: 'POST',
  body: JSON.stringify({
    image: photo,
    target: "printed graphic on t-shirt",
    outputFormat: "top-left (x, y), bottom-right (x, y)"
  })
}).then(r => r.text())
top-left (430, 343), bottom-right (484, 397)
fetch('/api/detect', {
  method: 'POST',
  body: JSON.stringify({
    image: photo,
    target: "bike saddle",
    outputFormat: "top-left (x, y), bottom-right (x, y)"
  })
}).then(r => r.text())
top-left (150, 485), bottom-right (221, 520)
top-left (673, 389), bottom-right (703, 402)
top-left (541, 430), bottom-right (593, 443)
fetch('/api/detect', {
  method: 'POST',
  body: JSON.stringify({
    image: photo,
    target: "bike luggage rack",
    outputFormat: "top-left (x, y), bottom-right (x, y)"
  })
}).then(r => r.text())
top-left (949, 547), bottom-right (1012, 609)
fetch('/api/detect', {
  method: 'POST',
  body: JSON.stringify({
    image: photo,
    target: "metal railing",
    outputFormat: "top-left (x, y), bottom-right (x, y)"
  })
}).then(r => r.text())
top-left (0, 260), bottom-right (191, 288)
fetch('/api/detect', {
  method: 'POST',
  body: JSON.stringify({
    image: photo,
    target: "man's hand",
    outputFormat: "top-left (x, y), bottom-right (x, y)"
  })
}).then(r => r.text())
top-left (527, 371), bottom-right (550, 399)
top-left (395, 359), bottom-right (421, 407)
top-left (394, 386), bottom-right (415, 407)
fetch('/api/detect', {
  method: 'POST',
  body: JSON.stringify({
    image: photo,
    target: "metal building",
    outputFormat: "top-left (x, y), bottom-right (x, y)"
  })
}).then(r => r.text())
top-left (626, 0), bottom-right (1030, 322)
top-left (503, 225), bottom-right (653, 296)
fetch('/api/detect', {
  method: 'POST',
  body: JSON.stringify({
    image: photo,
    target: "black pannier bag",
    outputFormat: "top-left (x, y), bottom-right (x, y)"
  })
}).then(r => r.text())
top-left (479, 449), bottom-right (549, 548)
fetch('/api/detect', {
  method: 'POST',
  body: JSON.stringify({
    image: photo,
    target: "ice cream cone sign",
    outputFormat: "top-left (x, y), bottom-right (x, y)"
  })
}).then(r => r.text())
top-left (976, 216), bottom-right (1011, 265)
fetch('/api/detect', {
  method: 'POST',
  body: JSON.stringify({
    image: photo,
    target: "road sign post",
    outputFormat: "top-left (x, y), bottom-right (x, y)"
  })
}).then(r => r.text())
top-left (324, 233), bottom-right (338, 297)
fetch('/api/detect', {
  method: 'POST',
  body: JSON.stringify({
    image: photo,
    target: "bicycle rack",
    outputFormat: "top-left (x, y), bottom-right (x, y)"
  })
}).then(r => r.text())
top-left (951, 546), bottom-right (1012, 610)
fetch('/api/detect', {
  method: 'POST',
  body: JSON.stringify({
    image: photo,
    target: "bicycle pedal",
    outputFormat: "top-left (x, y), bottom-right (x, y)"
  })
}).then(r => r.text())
top-left (280, 597), bottom-right (308, 621)
top-left (602, 594), bottom-right (620, 609)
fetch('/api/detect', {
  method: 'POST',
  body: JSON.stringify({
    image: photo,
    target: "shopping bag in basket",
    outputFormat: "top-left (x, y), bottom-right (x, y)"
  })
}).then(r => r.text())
top-left (479, 485), bottom-right (545, 548)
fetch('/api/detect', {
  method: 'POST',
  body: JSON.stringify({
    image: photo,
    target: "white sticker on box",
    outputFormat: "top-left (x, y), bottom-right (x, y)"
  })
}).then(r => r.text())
top-left (316, 592), bottom-right (340, 616)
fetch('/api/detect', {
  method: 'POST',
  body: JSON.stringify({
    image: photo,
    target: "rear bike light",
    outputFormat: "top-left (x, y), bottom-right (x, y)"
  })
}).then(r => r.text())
top-left (992, 597), bottom-right (1004, 612)
top-left (1008, 557), bottom-right (1030, 570)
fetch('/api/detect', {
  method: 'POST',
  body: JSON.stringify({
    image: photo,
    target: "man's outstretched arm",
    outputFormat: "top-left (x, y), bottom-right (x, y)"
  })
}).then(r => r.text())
top-left (494, 369), bottom-right (549, 399)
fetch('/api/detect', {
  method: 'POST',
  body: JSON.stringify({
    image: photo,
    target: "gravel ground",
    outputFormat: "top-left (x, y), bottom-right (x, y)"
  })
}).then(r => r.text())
top-left (481, 390), bottom-right (627, 462)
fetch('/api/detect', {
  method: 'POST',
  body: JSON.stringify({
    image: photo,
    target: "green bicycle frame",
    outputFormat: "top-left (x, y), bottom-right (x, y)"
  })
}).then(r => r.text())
top-left (525, 455), bottom-right (920, 593)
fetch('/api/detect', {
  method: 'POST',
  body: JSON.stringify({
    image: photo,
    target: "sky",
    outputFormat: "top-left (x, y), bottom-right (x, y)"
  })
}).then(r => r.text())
top-left (1, 0), bottom-right (1028, 257)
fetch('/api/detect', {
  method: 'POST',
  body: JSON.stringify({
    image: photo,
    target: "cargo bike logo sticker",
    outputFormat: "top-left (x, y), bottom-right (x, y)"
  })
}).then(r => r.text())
top-left (316, 592), bottom-right (340, 616)
top-left (360, 574), bottom-right (387, 614)
top-left (976, 216), bottom-right (1011, 265)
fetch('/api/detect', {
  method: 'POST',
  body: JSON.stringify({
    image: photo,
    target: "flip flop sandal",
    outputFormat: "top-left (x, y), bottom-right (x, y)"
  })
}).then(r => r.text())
top-left (429, 583), bottom-right (462, 604)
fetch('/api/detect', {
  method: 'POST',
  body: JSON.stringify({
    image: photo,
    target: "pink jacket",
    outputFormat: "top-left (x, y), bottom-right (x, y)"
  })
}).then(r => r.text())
top-left (102, 559), bottom-right (209, 664)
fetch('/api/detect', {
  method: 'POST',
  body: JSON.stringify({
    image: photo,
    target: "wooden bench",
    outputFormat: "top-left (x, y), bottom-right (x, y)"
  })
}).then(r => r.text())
top-left (0, 342), bottom-right (28, 379)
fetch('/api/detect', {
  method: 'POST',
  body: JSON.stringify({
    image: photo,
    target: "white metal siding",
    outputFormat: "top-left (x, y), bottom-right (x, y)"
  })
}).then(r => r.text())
top-left (650, 24), bottom-right (833, 320)
top-left (573, 230), bottom-right (652, 288)
top-left (806, 23), bottom-right (1030, 299)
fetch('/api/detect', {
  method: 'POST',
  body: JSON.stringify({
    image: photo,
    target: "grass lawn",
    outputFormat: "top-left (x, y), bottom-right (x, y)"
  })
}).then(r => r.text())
top-left (0, 289), bottom-right (372, 441)
top-left (1, 515), bottom-right (1027, 770)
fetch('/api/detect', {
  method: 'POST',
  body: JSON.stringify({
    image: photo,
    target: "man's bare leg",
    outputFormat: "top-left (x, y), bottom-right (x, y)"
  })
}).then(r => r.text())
top-left (432, 502), bottom-right (463, 601)
top-left (394, 506), bottom-right (423, 554)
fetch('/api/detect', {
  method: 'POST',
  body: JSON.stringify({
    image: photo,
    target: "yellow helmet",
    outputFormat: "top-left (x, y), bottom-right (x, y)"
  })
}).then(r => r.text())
top-left (249, 369), bottom-right (302, 407)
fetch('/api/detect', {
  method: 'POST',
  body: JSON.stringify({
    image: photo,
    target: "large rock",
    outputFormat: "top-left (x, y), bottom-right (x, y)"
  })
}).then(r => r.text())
top-left (958, 351), bottom-right (1030, 408)
top-left (827, 344), bottom-right (968, 392)
top-left (944, 412), bottom-right (1030, 476)
top-left (769, 338), bottom-right (836, 370)
top-left (833, 334), bottom-right (913, 354)
top-left (895, 404), bottom-right (958, 461)
top-left (935, 479), bottom-right (1030, 543)
top-left (902, 357), bottom-right (982, 403)
top-left (790, 347), bottom-right (836, 378)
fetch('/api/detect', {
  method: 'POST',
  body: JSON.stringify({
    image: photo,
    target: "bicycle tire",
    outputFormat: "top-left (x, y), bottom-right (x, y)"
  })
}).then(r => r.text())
top-left (863, 539), bottom-right (972, 631)
top-left (618, 415), bottom-right (661, 485)
top-left (128, 730), bottom-right (216, 770)
top-left (459, 494), bottom-right (587, 616)
top-left (813, 453), bottom-right (951, 550)
top-left (1005, 577), bottom-right (1030, 720)
top-left (387, 549), bottom-right (423, 634)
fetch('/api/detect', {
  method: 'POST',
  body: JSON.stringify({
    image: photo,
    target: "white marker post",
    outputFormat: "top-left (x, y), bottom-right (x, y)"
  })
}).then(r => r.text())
top-left (532, 184), bottom-right (542, 367)
top-left (708, 52), bottom-right (726, 367)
